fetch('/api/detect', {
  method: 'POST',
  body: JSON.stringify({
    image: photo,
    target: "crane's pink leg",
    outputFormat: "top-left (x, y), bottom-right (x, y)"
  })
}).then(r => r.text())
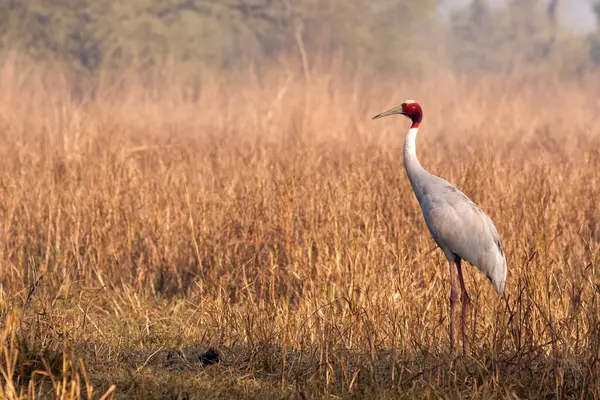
top-left (456, 259), bottom-right (470, 357)
top-left (448, 260), bottom-right (458, 356)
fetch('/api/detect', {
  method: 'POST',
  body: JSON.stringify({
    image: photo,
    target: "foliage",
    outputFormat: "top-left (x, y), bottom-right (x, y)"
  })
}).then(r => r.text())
top-left (0, 0), bottom-right (440, 74)
top-left (448, 0), bottom-right (562, 74)
top-left (587, 1), bottom-right (600, 64)
top-left (3, 0), bottom-right (600, 77)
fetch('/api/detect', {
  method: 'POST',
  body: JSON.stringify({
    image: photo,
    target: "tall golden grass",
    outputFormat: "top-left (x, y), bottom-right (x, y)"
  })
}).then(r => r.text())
top-left (0, 57), bottom-right (598, 398)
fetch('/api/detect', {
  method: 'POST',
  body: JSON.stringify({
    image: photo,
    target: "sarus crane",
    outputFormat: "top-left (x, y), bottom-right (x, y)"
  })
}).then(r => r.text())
top-left (373, 100), bottom-right (507, 356)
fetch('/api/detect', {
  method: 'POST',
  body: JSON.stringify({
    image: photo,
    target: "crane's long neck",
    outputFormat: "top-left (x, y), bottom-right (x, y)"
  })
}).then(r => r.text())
top-left (404, 125), bottom-right (430, 201)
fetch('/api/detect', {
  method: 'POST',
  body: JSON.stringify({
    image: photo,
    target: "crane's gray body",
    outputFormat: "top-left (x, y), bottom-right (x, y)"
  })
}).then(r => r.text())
top-left (404, 128), bottom-right (507, 293)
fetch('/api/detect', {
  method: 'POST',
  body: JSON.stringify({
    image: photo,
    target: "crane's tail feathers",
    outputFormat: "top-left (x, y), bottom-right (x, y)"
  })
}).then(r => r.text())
top-left (489, 259), bottom-right (507, 294)
top-left (494, 279), bottom-right (505, 294)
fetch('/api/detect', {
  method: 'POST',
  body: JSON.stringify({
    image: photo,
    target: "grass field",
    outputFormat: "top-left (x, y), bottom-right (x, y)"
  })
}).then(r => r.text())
top-left (0, 61), bottom-right (598, 399)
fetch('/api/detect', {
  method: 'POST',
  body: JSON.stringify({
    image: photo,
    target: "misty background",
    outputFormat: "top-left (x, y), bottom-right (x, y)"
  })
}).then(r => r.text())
top-left (0, 0), bottom-right (599, 81)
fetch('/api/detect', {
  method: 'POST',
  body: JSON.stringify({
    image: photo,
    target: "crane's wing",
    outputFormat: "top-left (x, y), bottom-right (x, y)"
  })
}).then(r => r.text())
top-left (420, 182), bottom-right (507, 293)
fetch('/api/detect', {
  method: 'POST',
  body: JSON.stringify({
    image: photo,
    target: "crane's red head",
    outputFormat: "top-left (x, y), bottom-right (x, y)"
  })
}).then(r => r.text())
top-left (372, 100), bottom-right (423, 128)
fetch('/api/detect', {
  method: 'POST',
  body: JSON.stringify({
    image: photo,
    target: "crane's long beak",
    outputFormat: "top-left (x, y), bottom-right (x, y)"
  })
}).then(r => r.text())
top-left (372, 105), bottom-right (404, 120)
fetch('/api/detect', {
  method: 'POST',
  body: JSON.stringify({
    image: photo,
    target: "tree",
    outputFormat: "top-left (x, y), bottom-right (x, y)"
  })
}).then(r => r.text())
top-left (448, 0), bottom-right (561, 74)
top-left (588, 1), bottom-right (600, 64)
top-left (0, 0), bottom-right (441, 74)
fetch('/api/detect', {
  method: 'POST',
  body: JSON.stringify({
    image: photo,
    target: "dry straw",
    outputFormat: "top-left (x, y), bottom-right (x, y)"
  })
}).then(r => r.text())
top-left (0, 57), bottom-right (598, 398)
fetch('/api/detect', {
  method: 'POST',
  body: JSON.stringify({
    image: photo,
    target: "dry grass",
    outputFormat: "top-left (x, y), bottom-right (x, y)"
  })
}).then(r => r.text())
top-left (0, 59), bottom-right (598, 399)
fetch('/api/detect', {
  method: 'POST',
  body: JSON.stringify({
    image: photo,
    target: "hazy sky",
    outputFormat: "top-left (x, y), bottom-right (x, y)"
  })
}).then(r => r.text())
top-left (442, 0), bottom-right (596, 34)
